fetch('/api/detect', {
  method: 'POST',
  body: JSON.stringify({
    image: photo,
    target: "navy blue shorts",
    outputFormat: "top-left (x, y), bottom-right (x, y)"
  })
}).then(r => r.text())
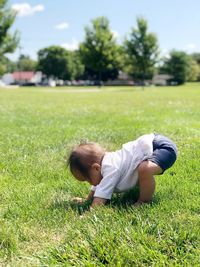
top-left (147, 133), bottom-right (178, 173)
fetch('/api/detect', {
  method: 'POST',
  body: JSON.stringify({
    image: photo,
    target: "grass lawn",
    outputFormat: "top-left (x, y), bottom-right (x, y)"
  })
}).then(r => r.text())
top-left (0, 84), bottom-right (200, 266)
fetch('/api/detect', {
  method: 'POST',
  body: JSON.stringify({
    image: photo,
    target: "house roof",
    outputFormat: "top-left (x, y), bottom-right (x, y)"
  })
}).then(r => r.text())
top-left (13, 72), bottom-right (35, 81)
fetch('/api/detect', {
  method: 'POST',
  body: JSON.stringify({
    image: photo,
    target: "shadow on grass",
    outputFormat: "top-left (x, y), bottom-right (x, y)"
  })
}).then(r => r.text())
top-left (49, 198), bottom-right (91, 215)
top-left (49, 187), bottom-right (161, 215)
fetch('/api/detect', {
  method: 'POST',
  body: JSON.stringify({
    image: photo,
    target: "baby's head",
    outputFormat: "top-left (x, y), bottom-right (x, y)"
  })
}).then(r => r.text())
top-left (67, 142), bottom-right (105, 186)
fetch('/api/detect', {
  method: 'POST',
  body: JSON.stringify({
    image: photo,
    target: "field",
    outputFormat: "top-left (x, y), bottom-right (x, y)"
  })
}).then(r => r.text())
top-left (0, 84), bottom-right (200, 266)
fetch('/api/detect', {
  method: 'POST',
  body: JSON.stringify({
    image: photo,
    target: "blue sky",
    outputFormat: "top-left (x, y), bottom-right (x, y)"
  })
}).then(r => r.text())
top-left (8, 0), bottom-right (200, 60)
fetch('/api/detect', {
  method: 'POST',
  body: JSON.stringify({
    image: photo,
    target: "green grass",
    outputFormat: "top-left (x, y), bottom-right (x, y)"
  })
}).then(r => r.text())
top-left (0, 84), bottom-right (200, 266)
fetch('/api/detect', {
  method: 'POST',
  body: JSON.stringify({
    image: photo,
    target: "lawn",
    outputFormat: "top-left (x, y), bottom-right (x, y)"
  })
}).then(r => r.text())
top-left (0, 84), bottom-right (200, 266)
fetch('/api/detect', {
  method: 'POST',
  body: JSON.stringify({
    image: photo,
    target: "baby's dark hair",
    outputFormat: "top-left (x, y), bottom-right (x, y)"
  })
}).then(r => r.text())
top-left (67, 142), bottom-right (105, 178)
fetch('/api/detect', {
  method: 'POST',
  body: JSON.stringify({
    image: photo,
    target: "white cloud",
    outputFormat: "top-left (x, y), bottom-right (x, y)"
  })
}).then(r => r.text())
top-left (11, 3), bottom-right (44, 17)
top-left (111, 30), bottom-right (119, 39)
top-left (183, 43), bottom-right (197, 53)
top-left (184, 43), bottom-right (196, 49)
top-left (161, 48), bottom-right (170, 59)
top-left (61, 40), bottom-right (79, 51)
top-left (54, 22), bottom-right (69, 30)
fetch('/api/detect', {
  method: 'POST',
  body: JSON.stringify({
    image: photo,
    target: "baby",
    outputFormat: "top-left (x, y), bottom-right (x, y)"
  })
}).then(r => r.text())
top-left (67, 133), bottom-right (178, 208)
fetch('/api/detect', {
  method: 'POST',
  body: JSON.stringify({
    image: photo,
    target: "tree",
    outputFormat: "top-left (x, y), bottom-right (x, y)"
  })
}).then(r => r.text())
top-left (0, 0), bottom-right (19, 74)
top-left (124, 17), bottom-right (159, 84)
top-left (191, 53), bottom-right (200, 81)
top-left (161, 51), bottom-right (194, 85)
top-left (80, 16), bottom-right (122, 82)
top-left (17, 54), bottom-right (37, 71)
top-left (37, 46), bottom-right (70, 80)
top-left (191, 53), bottom-right (200, 65)
top-left (67, 51), bottom-right (85, 80)
top-left (186, 57), bottom-right (200, 82)
top-left (0, 55), bottom-right (16, 74)
top-left (37, 46), bottom-right (84, 80)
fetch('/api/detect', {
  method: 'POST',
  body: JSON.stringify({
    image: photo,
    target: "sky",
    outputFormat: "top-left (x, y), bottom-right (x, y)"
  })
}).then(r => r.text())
top-left (7, 0), bottom-right (200, 61)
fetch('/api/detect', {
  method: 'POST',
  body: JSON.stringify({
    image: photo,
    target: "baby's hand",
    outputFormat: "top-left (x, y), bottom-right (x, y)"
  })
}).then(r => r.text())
top-left (72, 197), bottom-right (85, 204)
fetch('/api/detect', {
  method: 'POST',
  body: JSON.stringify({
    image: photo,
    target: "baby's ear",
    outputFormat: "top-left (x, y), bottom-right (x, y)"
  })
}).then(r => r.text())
top-left (91, 163), bottom-right (101, 171)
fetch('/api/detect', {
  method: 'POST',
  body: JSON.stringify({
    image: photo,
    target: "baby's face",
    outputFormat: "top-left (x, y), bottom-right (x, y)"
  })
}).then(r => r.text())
top-left (89, 163), bottom-right (102, 186)
top-left (72, 164), bottom-right (102, 186)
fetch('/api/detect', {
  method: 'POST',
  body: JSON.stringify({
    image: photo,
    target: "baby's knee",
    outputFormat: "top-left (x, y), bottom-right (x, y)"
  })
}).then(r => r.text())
top-left (138, 161), bottom-right (150, 175)
top-left (138, 160), bottom-right (162, 176)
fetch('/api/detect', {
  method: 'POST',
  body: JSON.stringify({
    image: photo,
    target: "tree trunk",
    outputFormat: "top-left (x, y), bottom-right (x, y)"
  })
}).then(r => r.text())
top-left (98, 70), bottom-right (102, 88)
top-left (142, 71), bottom-right (145, 90)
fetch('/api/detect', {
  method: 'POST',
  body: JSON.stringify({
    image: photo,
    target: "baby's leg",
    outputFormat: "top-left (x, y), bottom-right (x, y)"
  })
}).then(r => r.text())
top-left (136, 160), bottom-right (162, 204)
top-left (137, 134), bottom-right (177, 207)
top-left (135, 135), bottom-right (177, 205)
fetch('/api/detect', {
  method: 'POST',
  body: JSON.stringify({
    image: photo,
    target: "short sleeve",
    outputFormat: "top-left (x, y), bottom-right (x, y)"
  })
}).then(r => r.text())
top-left (137, 134), bottom-right (154, 158)
top-left (91, 186), bottom-right (96, 191)
top-left (93, 164), bottom-right (120, 200)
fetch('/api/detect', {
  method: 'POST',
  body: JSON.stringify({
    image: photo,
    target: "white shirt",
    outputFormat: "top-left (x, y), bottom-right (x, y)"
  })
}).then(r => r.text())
top-left (91, 133), bottom-right (155, 199)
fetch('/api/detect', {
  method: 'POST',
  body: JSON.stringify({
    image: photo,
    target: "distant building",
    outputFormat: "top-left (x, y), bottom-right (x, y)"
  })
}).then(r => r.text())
top-left (1, 73), bottom-right (14, 85)
top-left (152, 74), bottom-right (172, 86)
top-left (2, 71), bottom-right (42, 85)
top-left (104, 71), bottom-right (134, 86)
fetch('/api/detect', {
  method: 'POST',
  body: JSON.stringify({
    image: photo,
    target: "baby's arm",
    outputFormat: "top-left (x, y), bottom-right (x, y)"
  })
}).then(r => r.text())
top-left (86, 190), bottom-right (95, 201)
top-left (73, 190), bottom-right (95, 203)
top-left (89, 164), bottom-right (120, 208)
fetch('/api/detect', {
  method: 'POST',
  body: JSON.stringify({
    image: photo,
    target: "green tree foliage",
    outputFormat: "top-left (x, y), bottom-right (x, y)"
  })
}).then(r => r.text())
top-left (186, 57), bottom-right (200, 82)
top-left (0, 55), bottom-right (16, 74)
top-left (80, 16), bottom-right (122, 82)
top-left (0, 56), bottom-right (6, 74)
top-left (17, 54), bottom-right (37, 71)
top-left (161, 51), bottom-right (197, 85)
top-left (67, 51), bottom-right (85, 80)
top-left (0, 0), bottom-right (19, 74)
top-left (191, 53), bottom-right (200, 65)
top-left (37, 46), bottom-right (84, 80)
top-left (191, 53), bottom-right (200, 81)
top-left (124, 17), bottom-right (159, 84)
top-left (37, 46), bottom-right (70, 80)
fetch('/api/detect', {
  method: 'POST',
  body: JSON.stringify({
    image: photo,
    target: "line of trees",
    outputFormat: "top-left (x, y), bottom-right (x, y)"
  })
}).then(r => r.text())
top-left (0, 0), bottom-right (19, 74)
top-left (1, 0), bottom-right (200, 85)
